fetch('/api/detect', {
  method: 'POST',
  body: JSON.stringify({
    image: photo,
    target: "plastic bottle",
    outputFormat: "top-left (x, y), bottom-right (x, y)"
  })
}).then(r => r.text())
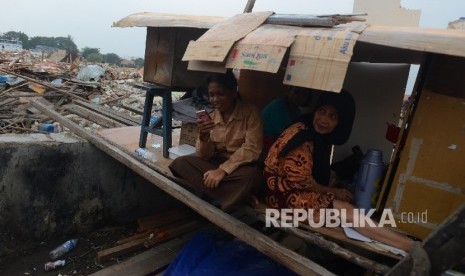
top-left (354, 149), bottom-right (386, 210)
top-left (135, 147), bottom-right (157, 162)
top-left (44, 260), bottom-right (66, 271)
top-left (39, 122), bottom-right (62, 133)
top-left (49, 239), bottom-right (79, 260)
top-left (149, 115), bottom-right (161, 148)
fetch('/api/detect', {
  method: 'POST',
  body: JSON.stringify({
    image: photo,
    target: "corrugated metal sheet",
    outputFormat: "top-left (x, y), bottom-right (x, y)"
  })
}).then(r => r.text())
top-left (112, 12), bottom-right (225, 29)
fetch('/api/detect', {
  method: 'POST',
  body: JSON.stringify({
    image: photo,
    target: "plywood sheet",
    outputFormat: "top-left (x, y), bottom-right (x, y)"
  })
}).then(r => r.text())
top-left (97, 126), bottom-right (180, 176)
top-left (358, 26), bottom-right (465, 58)
top-left (385, 90), bottom-right (465, 238)
top-left (112, 12), bottom-right (225, 29)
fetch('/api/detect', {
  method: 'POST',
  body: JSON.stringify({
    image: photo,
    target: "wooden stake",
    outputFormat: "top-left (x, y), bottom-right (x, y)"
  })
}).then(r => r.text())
top-left (243, 0), bottom-right (256, 13)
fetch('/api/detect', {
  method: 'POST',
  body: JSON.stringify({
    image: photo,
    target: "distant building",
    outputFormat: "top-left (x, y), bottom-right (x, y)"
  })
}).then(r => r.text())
top-left (34, 45), bottom-right (59, 53)
top-left (0, 39), bottom-right (23, 52)
top-left (120, 59), bottom-right (135, 67)
top-left (353, 0), bottom-right (420, 27)
top-left (448, 17), bottom-right (465, 30)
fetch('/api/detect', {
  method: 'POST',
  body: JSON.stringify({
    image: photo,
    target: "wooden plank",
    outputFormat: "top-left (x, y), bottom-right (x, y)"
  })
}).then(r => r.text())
top-left (137, 209), bottom-right (193, 232)
top-left (144, 220), bottom-right (201, 248)
top-left (97, 219), bottom-right (199, 263)
top-left (90, 235), bottom-right (191, 276)
top-left (30, 99), bottom-right (334, 276)
top-left (244, 206), bottom-right (391, 275)
top-left (118, 103), bottom-right (144, 116)
top-left (74, 100), bottom-right (140, 126)
top-left (387, 203), bottom-right (465, 275)
top-left (97, 237), bottom-right (147, 263)
top-left (64, 104), bottom-right (125, 128)
top-left (358, 26), bottom-right (465, 59)
top-left (0, 68), bottom-right (88, 102)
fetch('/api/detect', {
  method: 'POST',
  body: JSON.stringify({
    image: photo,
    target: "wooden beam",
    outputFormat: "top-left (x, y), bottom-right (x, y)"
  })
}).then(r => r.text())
top-left (30, 99), bottom-right (334, 276)
top-left (244, 207), bottom-right (390, 274)
top-left (97, 219), bottom-right (199, 262)
top-left (63, 104), bottom-right (125, 128)
top-left (387, 203), bottom-right (465, 275)
top-left (74, 100), bottom-right (140, 126)
top-left (243, 0), bottom-right (256, 13)
top-left (0, 68), bottom-right (89, 102)
top-left (90, 236), bottom-right (191, 276)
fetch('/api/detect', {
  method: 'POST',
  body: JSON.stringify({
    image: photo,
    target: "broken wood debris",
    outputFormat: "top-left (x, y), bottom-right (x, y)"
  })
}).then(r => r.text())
top-left (0, 50), bottom-right (167, 134)
top-left (96, 208), bottom-right (201, 263)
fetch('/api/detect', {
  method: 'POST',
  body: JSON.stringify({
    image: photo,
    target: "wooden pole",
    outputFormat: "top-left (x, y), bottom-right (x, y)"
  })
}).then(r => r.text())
top-left (30, 99), bottom-right (334, 276)
top-left (244, 207), bottom-right (390, 274)
top-left (243, 0), bottom-right (256, 13)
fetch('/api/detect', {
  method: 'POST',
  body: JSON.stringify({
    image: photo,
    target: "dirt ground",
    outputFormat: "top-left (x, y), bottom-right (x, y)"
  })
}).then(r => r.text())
top-left (0, 224), bottom-right (140, 276)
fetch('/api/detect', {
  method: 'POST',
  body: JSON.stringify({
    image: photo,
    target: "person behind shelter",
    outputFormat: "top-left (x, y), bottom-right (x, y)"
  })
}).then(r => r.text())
top-left (261, 86), bottom-right (312, 152)
top-left (263, 90), bottom-right (413, 252)
top-left (169, 71), bottom-right (263, 211)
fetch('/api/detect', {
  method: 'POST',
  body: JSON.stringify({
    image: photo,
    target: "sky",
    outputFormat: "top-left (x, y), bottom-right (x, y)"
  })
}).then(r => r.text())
top-left (1, 0), bottom-right (464, 59)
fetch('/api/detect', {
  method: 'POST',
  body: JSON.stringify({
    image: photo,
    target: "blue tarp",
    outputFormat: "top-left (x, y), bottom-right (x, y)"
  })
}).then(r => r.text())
top-left (164, 232), bottom-right (295, 276)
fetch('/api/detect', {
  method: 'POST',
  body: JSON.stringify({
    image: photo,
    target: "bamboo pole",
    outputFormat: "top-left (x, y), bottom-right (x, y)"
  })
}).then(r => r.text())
top-left (243, 0), bottom-right (256, 13)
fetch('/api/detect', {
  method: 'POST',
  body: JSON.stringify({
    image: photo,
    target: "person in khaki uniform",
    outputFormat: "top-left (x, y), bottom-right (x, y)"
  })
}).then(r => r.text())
top-left (169, 71), bottom-right (263, 211)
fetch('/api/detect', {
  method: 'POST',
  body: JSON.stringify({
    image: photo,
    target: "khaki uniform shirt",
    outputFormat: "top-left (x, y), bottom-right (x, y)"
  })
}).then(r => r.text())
top-left (196, 100), bottom-right (263, 174)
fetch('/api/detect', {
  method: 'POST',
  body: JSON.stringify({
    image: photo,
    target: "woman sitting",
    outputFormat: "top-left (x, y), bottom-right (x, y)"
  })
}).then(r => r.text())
top-left (263, 89), bottom-right (413, 252)
top-left (169, 71), bottom-right (263, 211)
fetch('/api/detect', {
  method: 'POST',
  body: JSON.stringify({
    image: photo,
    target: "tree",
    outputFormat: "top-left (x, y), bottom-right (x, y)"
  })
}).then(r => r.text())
top-left (103, 53), bottom-right (121, 65)
top-left (54, 36), bottom-right (78, 52)
top-left (87, 52), bottom-right (103, 63)
top-left (1, 31), bottom-right (28, 47)
top-left (134, 58), bottom-right (145, 68)
top-left (81, 47), bottom-right (100, 59)
top-left (27, 35), bottom-right (77, 53)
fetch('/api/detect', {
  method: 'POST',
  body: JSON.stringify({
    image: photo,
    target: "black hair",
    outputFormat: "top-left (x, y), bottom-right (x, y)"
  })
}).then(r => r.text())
top-left (205, 70), bottom-right (238, 92)
top-left (277, 89), bottom-right (356, 185)
top-left (279, 89), bottom-right (356, 156)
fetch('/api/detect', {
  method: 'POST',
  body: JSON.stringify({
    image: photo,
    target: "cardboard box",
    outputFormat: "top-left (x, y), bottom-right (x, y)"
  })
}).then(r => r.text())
top-left (168, 144), bottom-right (196, 160)
top-left (144, 27), bottom-right (209, 88)
top-left (179, 122), bottom-right (198, 147)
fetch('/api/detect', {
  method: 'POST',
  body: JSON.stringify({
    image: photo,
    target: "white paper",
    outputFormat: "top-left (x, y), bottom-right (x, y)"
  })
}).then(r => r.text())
top-left (343, 227), bottom-right (373, 242)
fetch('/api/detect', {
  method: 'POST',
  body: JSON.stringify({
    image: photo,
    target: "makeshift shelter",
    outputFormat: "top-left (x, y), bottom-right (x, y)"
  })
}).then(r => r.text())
top-left (113, 11), bottom-right (465, 274)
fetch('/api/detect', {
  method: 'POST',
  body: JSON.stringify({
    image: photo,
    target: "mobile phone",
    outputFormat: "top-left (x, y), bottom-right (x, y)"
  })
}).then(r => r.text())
top-left (196, 110), bottom-right (212, 122)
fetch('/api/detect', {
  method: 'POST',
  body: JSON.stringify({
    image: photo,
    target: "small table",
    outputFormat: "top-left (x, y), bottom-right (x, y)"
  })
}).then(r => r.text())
top-left (135, 82), bottom-right (172, 158)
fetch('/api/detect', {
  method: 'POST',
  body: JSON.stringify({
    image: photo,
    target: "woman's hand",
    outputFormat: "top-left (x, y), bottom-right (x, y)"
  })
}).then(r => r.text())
top-left (203, 168), bottom-right (226, 189)
top-left (332, 188), bottom-right (353, 202)
top-left (197, 119), bottom-right (215, 142)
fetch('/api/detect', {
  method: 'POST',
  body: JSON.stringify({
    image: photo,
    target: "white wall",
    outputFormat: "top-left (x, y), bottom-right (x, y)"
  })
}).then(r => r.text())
top-left (333, 62), bottom-right (409, 164)
top-left (353, 0), bottom-right (420, 27)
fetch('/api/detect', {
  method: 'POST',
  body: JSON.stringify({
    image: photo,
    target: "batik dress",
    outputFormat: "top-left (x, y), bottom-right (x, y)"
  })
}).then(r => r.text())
top-left (263, 122), bottom-right (335, 211)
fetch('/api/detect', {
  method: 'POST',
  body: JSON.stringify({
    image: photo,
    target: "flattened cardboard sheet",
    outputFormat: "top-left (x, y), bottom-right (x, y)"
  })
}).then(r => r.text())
top-left (226, 24), bottom-right (303, 73)
top-left (284, 26), bottom-right (362, 92)
top-left (183, 11), bottom-right (273, 62)
top-left (188, 60), bottom-right (227, 73)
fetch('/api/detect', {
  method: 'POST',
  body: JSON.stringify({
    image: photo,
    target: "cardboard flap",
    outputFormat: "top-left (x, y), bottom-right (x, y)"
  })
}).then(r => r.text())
top-left (226, 24), bottom-right (304, 73)
top-left (284, 25), bottom-right (364, 92)
top-left (188, 60), bottom-right (227, 73)
top-left (182, 11), bottom-right (273, 62)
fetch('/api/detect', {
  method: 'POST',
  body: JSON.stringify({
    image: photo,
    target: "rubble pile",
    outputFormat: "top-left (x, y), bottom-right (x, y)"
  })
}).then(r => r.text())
top-left (0, 49), bottom-right (178, 134)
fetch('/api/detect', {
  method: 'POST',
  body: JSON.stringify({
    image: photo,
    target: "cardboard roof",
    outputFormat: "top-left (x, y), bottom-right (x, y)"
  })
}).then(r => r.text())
top-left (182, 11), bottom-right (273, 62)
top-left (114, 12), bottom-right (465, 91)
